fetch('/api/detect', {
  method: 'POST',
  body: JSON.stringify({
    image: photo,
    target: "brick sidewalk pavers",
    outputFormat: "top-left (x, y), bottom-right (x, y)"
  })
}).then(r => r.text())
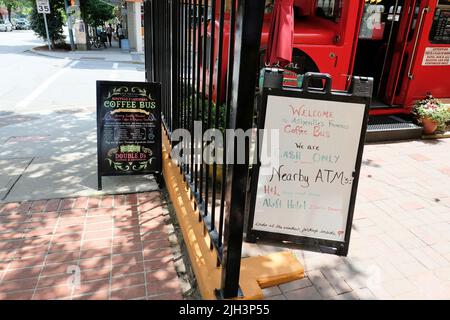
top-left (0, 192), bottom-right (184, 300)
top-left (1, 139), bottom-right (450, 300)
top-left (245, 138), bottom-right (450, 300)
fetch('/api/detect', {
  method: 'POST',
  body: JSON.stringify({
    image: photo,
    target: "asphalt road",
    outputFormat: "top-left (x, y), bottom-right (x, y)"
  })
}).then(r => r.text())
top-left (0, 30), bottom-right (144, 114)
top-left (0, 30), bottom-right (156, 202)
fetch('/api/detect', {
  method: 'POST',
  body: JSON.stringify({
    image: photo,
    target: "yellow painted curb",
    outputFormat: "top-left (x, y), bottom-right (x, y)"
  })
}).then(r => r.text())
top-left (240, 251), bottom-right (305, 299)
top-left (161, 127), bottom-right (304, 299)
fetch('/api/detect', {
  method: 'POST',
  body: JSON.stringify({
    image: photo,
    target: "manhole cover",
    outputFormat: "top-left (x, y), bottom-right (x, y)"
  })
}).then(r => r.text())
top-left (5, 135), bottom-right (50, 143)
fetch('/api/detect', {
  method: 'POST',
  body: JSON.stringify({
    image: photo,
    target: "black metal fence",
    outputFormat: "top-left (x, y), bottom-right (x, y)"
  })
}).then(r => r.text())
top-left (144, 0), bottom-right (265, 298)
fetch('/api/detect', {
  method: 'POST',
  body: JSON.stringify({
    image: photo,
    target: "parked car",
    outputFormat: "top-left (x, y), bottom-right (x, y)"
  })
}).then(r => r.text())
top-left (0, 19), bottom-right (13, 32)
top-left (15, 20), bottom-right (30, 30)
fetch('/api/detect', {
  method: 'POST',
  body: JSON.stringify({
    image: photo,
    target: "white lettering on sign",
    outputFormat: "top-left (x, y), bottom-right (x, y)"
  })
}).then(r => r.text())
top-left (252, 96), bottom-right (365, 242)
top-left (36, 0), bottom-right (50, 14)
top-left (422, 47), bottom-right (450, 66)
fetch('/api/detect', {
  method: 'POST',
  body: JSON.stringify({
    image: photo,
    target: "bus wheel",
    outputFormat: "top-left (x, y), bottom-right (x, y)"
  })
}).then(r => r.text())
top-left (288, 49), bottom-right (322, 88)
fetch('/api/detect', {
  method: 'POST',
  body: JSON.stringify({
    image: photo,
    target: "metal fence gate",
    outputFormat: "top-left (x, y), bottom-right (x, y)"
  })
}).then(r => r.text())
top-left (144, 0), bottom-right (265, 298)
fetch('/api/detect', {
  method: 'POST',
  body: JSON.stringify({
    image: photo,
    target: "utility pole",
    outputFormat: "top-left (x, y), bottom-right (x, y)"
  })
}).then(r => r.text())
top-left (64, 0), bottom-right (76, 50)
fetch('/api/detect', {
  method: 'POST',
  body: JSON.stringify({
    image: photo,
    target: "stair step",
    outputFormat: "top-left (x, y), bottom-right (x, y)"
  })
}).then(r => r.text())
top-left (366, 115), bottom-right (422, 143)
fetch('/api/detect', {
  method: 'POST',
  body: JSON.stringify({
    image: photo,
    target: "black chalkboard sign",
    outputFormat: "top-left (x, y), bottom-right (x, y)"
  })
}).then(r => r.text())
top-left (96, 80), bottom-right (162, 190)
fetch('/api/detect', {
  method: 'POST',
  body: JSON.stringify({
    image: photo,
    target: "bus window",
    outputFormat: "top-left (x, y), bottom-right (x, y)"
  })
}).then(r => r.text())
top-left (316, 0), bottom-right (341, 22)
top-left (408, 0), bottom-right (422, 41)
top-left (265, 0), bottom-right (274, 14)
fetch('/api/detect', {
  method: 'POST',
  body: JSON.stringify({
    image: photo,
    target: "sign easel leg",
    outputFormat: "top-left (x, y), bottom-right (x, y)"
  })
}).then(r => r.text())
top-left (156, 172), bottom-right (164, 189)
top-left (97, 174), bottom-right (102, 191)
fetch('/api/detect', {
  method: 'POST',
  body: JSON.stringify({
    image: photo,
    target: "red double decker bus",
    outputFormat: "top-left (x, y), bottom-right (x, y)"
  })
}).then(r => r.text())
top-left (205, 0), bottom-right (450, 117)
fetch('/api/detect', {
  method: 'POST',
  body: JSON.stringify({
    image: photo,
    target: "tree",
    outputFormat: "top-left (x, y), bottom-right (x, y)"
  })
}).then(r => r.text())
top-left (79, 0), bottom-right (114, 49)
top-left (79, 0), bottom-right (114, 29)
top-left (0, 0), bottom-right (29, 21)
top-left (29, 0), bottom-right (66, 47)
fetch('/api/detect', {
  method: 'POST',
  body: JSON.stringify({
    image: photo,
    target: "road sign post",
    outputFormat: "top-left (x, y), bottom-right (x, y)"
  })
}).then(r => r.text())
top-left (42, 13), bottom-right (51, 51)
top-left (36, 0), bottom-right (51, 51)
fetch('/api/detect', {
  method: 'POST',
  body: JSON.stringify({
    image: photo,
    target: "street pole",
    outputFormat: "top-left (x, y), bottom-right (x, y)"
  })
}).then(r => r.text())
top-left (43, 13), bottom-right (51, 50)
top-left (64, 0), bottom-right (76, 51)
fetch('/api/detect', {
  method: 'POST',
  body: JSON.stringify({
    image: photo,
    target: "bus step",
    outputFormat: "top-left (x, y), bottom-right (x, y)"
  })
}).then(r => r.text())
top-left (366, 115), bottom-right (422, 143)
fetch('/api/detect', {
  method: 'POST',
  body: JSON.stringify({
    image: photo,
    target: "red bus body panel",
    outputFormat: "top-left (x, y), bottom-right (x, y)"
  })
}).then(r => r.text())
top-left (206, 0), bottom-right (449, 114)
top-left (391, 0), bottom-right (450, 109)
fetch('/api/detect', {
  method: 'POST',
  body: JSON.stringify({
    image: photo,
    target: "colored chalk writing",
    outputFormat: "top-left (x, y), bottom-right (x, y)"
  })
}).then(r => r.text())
top-left (251, 95), bottom-right (366, 242)
top-left (96, 81), bottom-right (162, 182)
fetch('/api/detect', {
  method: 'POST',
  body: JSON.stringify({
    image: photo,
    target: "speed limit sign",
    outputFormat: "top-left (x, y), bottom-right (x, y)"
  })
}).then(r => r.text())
top-left (36, 0), bottom-right (50, 14)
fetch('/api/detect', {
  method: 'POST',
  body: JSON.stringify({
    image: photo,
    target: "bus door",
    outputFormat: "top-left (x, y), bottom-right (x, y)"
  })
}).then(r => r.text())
top-left (385, 0), bottom-right (450, 107)
top-left (386, 0), bottom-right (450, 107)
top-left (353, 0), bottom-right (410, 111)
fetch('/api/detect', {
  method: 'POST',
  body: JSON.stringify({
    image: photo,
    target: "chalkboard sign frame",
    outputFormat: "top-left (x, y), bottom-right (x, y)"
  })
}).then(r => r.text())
top-left (246, 75), bottom-right (371, 256)
top-left (96, 80), bottom-right (162, 190)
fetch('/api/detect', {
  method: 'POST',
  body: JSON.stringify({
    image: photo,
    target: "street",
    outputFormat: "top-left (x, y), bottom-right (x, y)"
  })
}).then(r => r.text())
top-left (0, 30), bottom-right (144, 114)
top-left (0, 30), bottom-right (155, 202)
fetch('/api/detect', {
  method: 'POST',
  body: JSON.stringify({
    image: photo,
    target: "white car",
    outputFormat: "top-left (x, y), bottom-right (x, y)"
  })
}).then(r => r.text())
top-left (0, 19), bottom-right (13, 32)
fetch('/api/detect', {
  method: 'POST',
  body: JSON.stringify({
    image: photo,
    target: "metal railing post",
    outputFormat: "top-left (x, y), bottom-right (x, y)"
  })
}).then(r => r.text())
top-left (218, 0), bottom-right (265, 299)
top-left (144, 0), bottom-right (154, 83)
top-left (171, 0), bottom-right (179, 132)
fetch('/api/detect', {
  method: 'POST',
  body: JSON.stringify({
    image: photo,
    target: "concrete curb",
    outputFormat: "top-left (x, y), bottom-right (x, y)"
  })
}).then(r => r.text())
top-left (28, 48), bottom-right (145, 65)
top-left (422, 130), bottom-right (450, 139)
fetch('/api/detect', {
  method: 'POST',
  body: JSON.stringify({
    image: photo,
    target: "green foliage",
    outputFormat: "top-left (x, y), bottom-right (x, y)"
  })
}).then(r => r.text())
top-left (18, 0), bottom-right (32, 16)
top-left (29, 0), bottom-right (66, 47)
top-left (181, 94), bottom-right (228, 133)
top-left (0, 0), bottom-right (30, 20)
top-left (0, 0), bottom-right (19, 13)
top-left (79, 0), bottom-right (114, 28)
top-left (412, 95), bottom-right (450, 131)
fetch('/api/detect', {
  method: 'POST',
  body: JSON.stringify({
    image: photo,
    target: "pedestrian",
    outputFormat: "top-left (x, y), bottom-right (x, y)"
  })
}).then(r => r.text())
top-left (106, 23), bottom-right (113, 47)
top-left (117, 24), bottom-right (125, 48)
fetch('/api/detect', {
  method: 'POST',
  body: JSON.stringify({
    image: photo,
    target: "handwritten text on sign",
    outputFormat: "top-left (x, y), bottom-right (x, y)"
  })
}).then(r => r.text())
top-left (253, 96), bottom-right (365, 242)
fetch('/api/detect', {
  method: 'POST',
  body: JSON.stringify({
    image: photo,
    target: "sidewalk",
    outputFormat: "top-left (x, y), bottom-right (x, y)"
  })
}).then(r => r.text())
top-left (0, 110), bottom-right (155, 203)
top-left (1, 136), bottom-right (450, 299)
top-left (29, 46), bottom-right (144, 65)
top-left (244, 138), bottom-right (450, 300)
top-left (0, 192), bottom-right (189, 300)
